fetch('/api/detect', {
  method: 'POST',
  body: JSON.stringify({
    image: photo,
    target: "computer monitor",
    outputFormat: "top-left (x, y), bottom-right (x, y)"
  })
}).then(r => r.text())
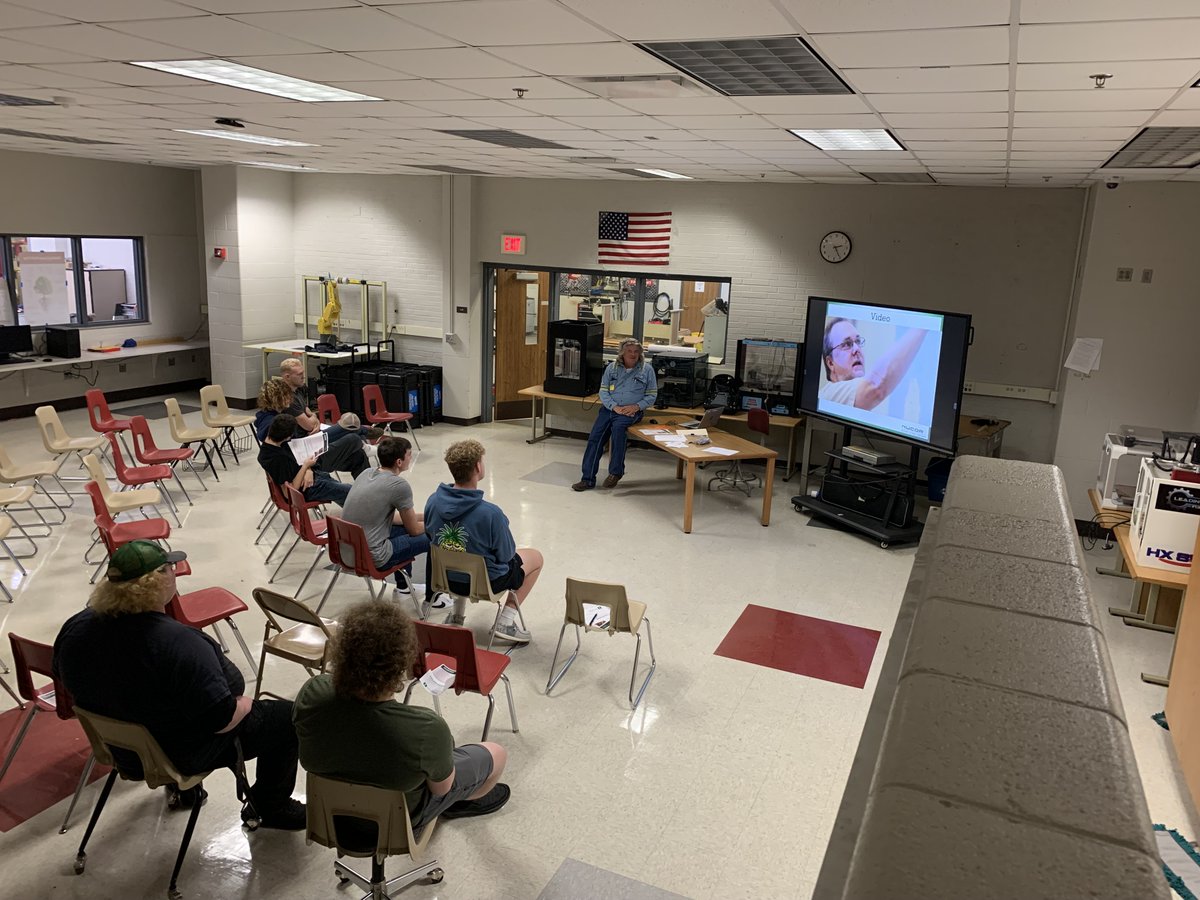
top-left (0, 325), bottom-right (33, 363)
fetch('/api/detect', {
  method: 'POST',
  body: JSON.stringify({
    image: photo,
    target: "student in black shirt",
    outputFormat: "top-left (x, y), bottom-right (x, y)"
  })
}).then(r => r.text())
top-left (53, 541), bottom-right (304, 829)
top-left (257, 413), bottom-right (351, 506)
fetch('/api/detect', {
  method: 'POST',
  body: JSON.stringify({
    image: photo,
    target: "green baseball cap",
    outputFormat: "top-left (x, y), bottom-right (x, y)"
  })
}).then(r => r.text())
top-left (106, 541), bottom-right (187, 583)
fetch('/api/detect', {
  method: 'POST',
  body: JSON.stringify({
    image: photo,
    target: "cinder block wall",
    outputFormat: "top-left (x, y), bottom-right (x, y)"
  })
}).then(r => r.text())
top-left (815, 456), bottom-right (1168, 900)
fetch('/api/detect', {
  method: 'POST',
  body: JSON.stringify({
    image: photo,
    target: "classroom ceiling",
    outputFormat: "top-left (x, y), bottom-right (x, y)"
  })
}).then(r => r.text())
top-left (2, 0), bottom-right (1200, 186)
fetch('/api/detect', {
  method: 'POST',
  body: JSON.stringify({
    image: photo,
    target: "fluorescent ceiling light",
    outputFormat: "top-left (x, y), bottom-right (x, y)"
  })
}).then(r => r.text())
top-left (789, 129), bottom-right (904, 151)
top-left (131, 59), bottom-right (381, 103)
top-left (239, 160), bottom-right (317, 171)
top-left (176, 129), bottom-right (316, 147)
top-left (635, 168), bottom-right (692, 179)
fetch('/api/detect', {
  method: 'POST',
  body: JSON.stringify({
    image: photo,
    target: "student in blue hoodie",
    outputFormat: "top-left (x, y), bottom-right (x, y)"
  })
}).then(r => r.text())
top-left (424, 439), bottom-right (544, 644)
top-left (573, 337), bottom-right (657, 491)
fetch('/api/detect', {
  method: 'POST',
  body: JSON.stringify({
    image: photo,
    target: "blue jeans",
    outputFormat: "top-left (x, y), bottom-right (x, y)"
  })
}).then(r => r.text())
top-left (302, 472), bottom-right (351, 506)
top-left (580, 406), bottom-right (642, 485)
top-left (382, 526), bottom-right (431, 586)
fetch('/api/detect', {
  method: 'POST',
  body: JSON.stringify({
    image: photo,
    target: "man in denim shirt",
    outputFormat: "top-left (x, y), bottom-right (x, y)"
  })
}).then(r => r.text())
top-left (573, 338), bottom-right (658, 491)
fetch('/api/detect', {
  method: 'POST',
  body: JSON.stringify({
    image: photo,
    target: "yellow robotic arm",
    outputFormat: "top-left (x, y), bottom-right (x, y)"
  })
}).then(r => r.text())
top-left (316, 280), bottom-right (340, 337)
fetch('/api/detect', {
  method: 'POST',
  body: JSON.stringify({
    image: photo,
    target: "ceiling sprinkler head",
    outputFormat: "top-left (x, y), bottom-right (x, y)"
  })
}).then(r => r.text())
top-left (512, 87), bottom-right (527, 99)
top-left (1090, 73), bottom-right (1112, 89)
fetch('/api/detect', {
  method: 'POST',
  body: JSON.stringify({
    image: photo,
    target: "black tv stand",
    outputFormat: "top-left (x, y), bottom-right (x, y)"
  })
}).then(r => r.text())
top-left (791, 424), bottom-right (924, 548)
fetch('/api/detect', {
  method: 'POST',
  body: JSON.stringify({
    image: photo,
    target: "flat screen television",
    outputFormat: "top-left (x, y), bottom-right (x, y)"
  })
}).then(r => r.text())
top-left (799, 296), bottom-right (971, 454)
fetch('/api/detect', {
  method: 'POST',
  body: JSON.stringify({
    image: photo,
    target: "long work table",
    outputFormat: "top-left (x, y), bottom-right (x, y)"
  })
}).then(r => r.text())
top-left (0, 340), bottom-right (210, 400)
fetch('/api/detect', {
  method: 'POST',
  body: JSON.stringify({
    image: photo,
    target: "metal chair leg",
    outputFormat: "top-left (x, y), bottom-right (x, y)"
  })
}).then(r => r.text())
top-left (269, 534), bottom-right (302, 583)
top-left (481, 693), bottom-right (496, 741)
top-left (316, 569), bottom-right (341, 615)
top-left (0, 538), bottom-right (27, 577)
top-left (167, 784), bottom-right (206, 900)
top-left (172, 472), bottom-right (193, 506)
top-left (294, 546), bottom-right (326, 599)
top-left (0, 674), bottom-right (23, 708)
top-left (501, 672), bottom-right (519, 734)
top-left (545, 623), bottom-right (581, 695)
top-left (630, 617), bottom-right (657, 709)
top-left (263, 521), bottom-right (290, 564)
top-left (156, 482), bottom-right (182, 527)
top-left (222, 617), bottom-right (258, 673)
top-left (75, 767), bottom-right (119, 874)
top-left (485, 602), bottom-right (505, 653)
top-left (0, 704), bottom-right (38, 781)
top-left (406, 420), bottom-right (421, 452)
top-left (60, 753), bottom-right (96, 834)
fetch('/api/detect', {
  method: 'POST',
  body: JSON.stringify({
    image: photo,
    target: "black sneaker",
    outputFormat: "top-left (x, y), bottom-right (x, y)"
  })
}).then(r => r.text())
top-left (440, 783), bottom-right (510, 820)
top-left (250, 798), bottom-right (307, 831)
top-left (165, 784), bottom-right (205, 810)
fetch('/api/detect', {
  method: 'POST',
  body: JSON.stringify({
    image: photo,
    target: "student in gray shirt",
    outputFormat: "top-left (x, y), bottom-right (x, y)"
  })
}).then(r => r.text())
top-left (340, 436), bottom-right (433, 604)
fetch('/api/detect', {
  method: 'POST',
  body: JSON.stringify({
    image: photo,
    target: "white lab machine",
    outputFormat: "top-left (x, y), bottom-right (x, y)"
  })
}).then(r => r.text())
top-left (1130, 457), bottom-right (1200, 574)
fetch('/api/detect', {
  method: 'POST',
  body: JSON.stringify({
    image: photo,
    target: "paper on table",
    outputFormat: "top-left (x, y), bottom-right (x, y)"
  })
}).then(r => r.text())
top-left (582, 603), bottom-right (610, 628)
top-left (289, 431), bottom-right (328, 464)
top-left (419, 664), bottom-right (456, 696)
top-left (654, 434), bottom-right (684, 442)
top-left (641, 426), bottom-right (671, 434)
top-left (684, 428), bottom-right (707, 437)
top-left (1065, 337), bottom-right (1103, 374)
top-left (703, 446), bottom-right (738, 456)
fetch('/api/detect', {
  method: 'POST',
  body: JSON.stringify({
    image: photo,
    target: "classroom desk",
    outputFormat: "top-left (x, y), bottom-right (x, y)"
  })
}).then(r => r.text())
top-left (628, 422), bottom-right (778, 534)
top-left (242, 338), bottom-right (356, 382)
top-left (516, 384), bottom-right (804, 478)
top-left (0, 340), bottom-right (210, 400)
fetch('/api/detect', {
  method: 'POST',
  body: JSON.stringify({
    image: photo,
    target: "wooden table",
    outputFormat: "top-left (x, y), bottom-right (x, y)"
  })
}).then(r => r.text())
top-left (629, 422), bottom-right (777, 534)
top-left (517, 384), bottom-right (804, 479)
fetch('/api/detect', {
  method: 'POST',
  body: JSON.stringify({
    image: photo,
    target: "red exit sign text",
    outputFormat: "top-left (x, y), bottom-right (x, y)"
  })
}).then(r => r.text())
top-left (500, 234), bottom-right (526, 255)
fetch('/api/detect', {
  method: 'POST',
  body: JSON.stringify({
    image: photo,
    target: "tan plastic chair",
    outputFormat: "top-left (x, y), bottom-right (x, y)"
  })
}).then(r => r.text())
top-left (72, 707), bottom-right (215, 898)
top-left (428, 544), bottom-right (528, 652)
top-left (82, 453), bottom-right (162, 518)
top-left (0, 485), bottom-right (50, 548)
top-left (306, 773), bottom-right (443, 898)
top-left (199, 385), bottom-right (254, 465)
top-left (165, 398), bottom-right (225, 482)
top-left (251, 587), bottom-right (337, 700)
top-left (545, 577), bottom-right (657, 709)
top-left (0, 442), bottom-right (68, 521)
top-left (35, 406), bottom-right (107, 482)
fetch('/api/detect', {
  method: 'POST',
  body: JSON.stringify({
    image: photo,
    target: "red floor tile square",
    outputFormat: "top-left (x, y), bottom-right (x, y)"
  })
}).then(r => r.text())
top-left (714, 605), bottom-right (881, 688)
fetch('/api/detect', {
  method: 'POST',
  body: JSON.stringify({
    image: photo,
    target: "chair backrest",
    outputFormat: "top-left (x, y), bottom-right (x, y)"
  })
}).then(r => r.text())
top-left (266, 474), bottom-right (290, 513)
top-left (286, 484), bottom-right (326, 544)
top-left (84, 480), bottom-right (118, 550)
top-left (199, 384), bottom-right (230, 426)
top-left (82, 453), bottom-right (115, 501)
top-left (326, 515), bottom-right (369, 574)
top-left (164, 398), bottom-right (191, 443)
top-left (34, 405), bottom-right (70, 453)
top-left (252, 586), bottom-right (333, 638)
top-left (85, 389), bottom-right (116, 431)
top-left (0, 443), bottom-right (15, 474)
top-left (362, 384), bottom-right (386, 419)
top-left (428, 545), bottom-right (500, 604)
top-left (128, 415), bottom-right (158, 464)
top-left (411, 620), bottom-right (480, 694)
top-left (748, 407), bottom-right (770, 439)
top-left (74, 706), bottom-right (204, 790)
top-left (8, 632), bottom-right (73, 718)
top-left (306, 772), bottom-right (433, 861)
top-left (105, 432), bottom-right (137, 483)
top-left (316, 394), bottom-right (341, 426)
top-left (564, 577), bottom-right (635, 631)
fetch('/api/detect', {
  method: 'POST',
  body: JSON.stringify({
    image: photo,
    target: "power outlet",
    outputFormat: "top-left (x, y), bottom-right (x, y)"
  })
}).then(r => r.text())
top-left (199, 304), bottom-right (208, 315)
top-left (119, 363), bottom-right (127, 373)
top-left (168, 356), bottom-right (176, 367)
top-left (1141, 268), bottom-right (1154, 284)
top-left (1116, 267), bottom-right (1133, 282)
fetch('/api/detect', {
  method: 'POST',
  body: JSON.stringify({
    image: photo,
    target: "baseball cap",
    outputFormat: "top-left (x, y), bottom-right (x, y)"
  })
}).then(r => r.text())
top-left (106, 541), bottom-right (187, 583)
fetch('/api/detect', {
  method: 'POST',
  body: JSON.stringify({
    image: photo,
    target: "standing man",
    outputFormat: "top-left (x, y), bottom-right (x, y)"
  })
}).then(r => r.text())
top-left (53, 541), bottom-right (305, 829)
top-left (573, 338), bottom-right (657, 491)
top-left (425, 440), bottom-right (543, 644)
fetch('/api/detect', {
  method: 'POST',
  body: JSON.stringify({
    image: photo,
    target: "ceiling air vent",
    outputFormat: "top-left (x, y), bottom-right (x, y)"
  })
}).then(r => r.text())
top-left (439, 130), bottom-right (574, 150)
top-left (0, 127), bottom-right (113, 145)
top-left (636, 36), bottom-right (852, 97)
top-left (1104, 127), bottom-right (1200, 168)
top-left (862, 172), bottom-right (937, 183)
top-left (0, 93), bottom-right (56, 107)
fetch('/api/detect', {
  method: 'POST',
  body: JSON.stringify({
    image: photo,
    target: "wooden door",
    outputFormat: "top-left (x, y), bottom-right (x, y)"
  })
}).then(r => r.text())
top-left (680, 280), bottom-right (719, 335)
top-left (494, 269), bottom-right (549, 420)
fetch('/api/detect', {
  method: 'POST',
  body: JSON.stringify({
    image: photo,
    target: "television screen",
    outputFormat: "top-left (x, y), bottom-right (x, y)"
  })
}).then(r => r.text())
top-left (799, 296), bottom-right (971, 453)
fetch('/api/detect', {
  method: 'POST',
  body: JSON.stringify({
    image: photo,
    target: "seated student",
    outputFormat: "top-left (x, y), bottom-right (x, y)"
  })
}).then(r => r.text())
top-left (424, 439), bottom-right (543, 644)
top-left (293, 599), bottom-right (510, 832)
top-left (341, 436), bottom-right (443, 610)
top-left (53, 541), bottom-right (305, 829)
top-left (257, 413), bottom-right (351, 506)
top-left (254, 377), bottom-right (293, 444)
top-left (265, 365), bottom-right (370, 478)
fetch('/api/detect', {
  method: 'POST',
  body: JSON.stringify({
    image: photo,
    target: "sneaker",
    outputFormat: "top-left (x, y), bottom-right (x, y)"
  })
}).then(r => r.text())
top-left (493, 619), bottom-right (531, 645)
top-left (440, 783), bottom-right (511, 820)
top-left (421, 591), bottom-right (454, 619)
top-left (364, 426), bottom-right (386, 443)
top-left (248, 798), bottom-right (307, 831)
top-left (166, 784), bottom-right (205, 810)
top-left (394, 582), bottom-right (426, 602)
top-left (603, 474), bottom-right (622, 488)
top-left (442, 611), bottom-right (466, 626)
top-left (571, 480), bottom-right (594, 492)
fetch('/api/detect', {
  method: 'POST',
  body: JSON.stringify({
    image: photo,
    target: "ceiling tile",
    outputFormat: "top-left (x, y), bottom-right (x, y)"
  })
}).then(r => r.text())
top-left (233, 53), bottom-right (409, 81)
top-left (1016, 60), bottom-right (1200, 91)
top-left (0, 3), bottom-right (75, 28)
top-left (614, 97), bottom-right (749, 115)
top-left (1151, 109), bottom-right (1200, 126)
top-left (759, 113), bottom-right (885, 129)
top-left (1011, 140), bottom-right (1122, 150)
top-left (0, 64), bottom-right (116, 89)
top-left (884, 112), bottom-right (1009, 128)
top-left (1165, 89), bottom-right (1200, 109)
top-left (564, 115), bottom-right (666, 130)
top-left (144, 83), bottom-right (299, 103)
top-left (231, 8), bottom-right (458, 52)
top-left (901, 140), bottom-right (1009, 150)
top-left (111, 16), bottom-right (328, 56)
top-left (870, 92), bottom-right (1009, 113)
top-left (558, 0), bottom-right (795, 41)
top-left (170, 0), bottom-right (354, 11)
top-left (1019, 21), bottom-right (1200, 63)
top-left (326, 80), bottom-right (482, 102)
top-left (436, 77), bottom-right (594, 100)
top-left (513, 98), bottom-right (636, 116)
top-left (36, 60), bottom-right (202, 85)
top-left (810, 27), bottom-right (1010, 69)
top-left (1013, 110), bottom-right (1151, 126)
top-left (1009, 126), bottom-right (1137, 140)
top-left (477, 42), bottom-right (674, 77)
top-left (1018, 88), bottom-right (1177, 112)
top-left (893, 128), bottom-right (1009, 140)
top-left (385, 0), bottom-right (610, 47)
top-left (408, 98), bottom-right (533, 116)
top-left (0, 31), bottom-right (109, 64)
top-left (352, 48), bottom-right (533, 79)
top-left (693, 129), bottom-right (799, 141)
top-left (730, 95), bottom-right (869, 114)
top-left (1021, 0), bottom-right (1200, 23)
top-left (783, 0), bottom-right (1010, 33)
top-left (655, 114), bottom-right (770, 130)
top-left (844, 65), bottom-right (1009, 93)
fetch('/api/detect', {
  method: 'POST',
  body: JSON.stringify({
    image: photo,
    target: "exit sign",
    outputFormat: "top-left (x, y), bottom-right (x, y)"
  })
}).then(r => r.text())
top-left (500, 233), bottom-right (526, 255)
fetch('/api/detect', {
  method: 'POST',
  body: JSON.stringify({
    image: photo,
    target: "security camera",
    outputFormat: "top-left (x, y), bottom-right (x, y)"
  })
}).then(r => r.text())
top-left (1105, 177), bottom-right (1122, 190)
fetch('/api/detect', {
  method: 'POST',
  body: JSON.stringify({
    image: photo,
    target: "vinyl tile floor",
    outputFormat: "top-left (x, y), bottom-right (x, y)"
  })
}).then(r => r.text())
top-left (0, 395), bottom-right (1191, 899)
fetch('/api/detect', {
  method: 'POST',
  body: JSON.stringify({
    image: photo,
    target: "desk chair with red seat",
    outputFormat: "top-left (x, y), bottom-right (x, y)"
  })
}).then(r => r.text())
top-left (106, 433), bottom-right (181, 528)
top-left (129, 415), bottom-right (202, 500)
top-left (318, 516), bottom-right (418, 617)
top-left (708, 407), bottom-right (771, 496)
top-left (270, 485), bottom-right (330, 600)
top-left (402, 620), bottom-right (518, 742)
top-left (316, 394), bottom-right (341, 426)
top-left (362, 385), bottom-right (419, 451)
top-left (165, 588), bottom-right (258, 674)
top-left (84, 390), bottom-right (134, 459)
top-left (84, 481), bottom-right (172, 585)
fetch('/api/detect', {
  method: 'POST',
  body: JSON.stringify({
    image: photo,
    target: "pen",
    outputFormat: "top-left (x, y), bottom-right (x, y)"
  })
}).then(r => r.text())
top-left (588, 612), bottom-right (598, 626)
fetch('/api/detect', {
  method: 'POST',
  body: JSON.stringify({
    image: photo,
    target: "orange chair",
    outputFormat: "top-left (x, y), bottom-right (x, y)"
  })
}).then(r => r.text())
top-left (362, 385), bottom-right (419, 451)
top-left (84, 481), bottom-right (172, 584)
top-left (84, 390), bottom-right (134, 457)
top-left (129, 415), bottom-right (202, 499)
top-left (402, 620), bottom-right (518, 741)
top-left (166, 588), bottom-right (257, 673)
top-left (318, 515), bottom-right (417, 616)
top-left (316, 394), bottom-right (341, 426)
top-left (105, 433), bottom-right (181, 528)
top-left (271, 485), bottom-right (330, 599)
top-left (0, 634), bottom-right (97, 834)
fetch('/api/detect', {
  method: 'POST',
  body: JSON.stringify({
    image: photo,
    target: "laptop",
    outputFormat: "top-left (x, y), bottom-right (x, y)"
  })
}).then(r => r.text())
top-left (678, 407), bottom-right (724, 430)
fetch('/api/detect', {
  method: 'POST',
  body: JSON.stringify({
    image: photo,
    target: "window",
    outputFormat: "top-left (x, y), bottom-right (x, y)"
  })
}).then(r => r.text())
top-left (2, 235), bottom-right (147, 328)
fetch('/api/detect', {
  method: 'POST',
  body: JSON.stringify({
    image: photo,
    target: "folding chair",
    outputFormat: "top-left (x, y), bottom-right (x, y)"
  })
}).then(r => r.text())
top-left (251, 587), bottom-right (336, 700)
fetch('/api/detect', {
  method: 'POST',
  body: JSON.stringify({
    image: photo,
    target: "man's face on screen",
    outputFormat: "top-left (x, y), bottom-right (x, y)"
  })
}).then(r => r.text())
top-left (826, 320), bottom-right (865, 381)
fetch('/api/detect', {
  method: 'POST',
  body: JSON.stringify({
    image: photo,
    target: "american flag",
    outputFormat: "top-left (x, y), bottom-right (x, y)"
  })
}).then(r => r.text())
top-left (598, 211), bottom-right (672, 266)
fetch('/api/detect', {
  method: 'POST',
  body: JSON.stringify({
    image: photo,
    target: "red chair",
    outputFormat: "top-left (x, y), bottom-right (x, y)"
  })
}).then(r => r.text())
top-left (318, 515), bottom-right (417, 616)
top-left (707, 407), bottom-right (771, 496)
top-left (166, 588), bottom-right (257, 673)
top-left (84, 481), bottom-right (173, 584)
top-left (129, 415), bottom-right (203, 500)
top-left (106, 433), bottom-right (181, 528)
top-left (258, 476), bottom-right (323, 564)
top-left (85, 390), bottom-right (134, 457)
top-left (402, 621), bottom-right (518, 741)
top-left (271, 485), bottom-right (330, 600)
top-left (362, 385), bottom-right (419, 451)
top-left (316, 394), bottom-right (341, 427)
top-left (0, 634), bottom-right (100, 834)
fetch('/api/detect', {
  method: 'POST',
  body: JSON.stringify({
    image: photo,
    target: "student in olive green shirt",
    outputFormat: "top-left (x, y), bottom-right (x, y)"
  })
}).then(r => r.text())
top-left (293, 600), bottom-right (510, 829)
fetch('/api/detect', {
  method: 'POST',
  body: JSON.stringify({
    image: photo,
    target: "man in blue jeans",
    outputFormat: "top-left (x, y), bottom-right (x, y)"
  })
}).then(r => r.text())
top-left (257, 413), bottom-right (351, 506)
top-left (573, 338), bottom-right (658, 491)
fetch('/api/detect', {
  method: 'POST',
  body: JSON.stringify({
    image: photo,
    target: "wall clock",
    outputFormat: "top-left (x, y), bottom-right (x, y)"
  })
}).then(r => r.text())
top-left (820, 231), bottom-right (852, 263)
